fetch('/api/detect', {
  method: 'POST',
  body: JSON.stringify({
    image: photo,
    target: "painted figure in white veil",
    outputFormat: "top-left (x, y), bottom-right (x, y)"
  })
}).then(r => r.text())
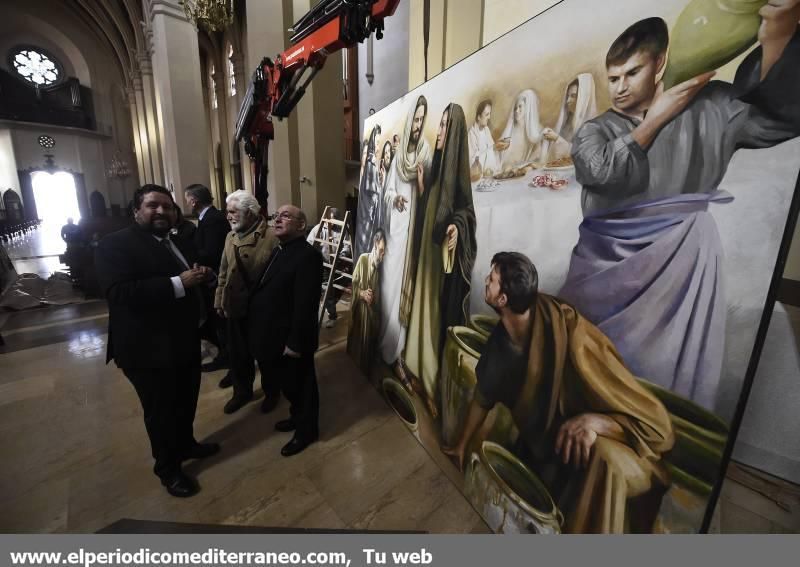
top-left (498, 89), bottom-right (544, 171)
top-left (541, 73), bottom-right (598, 163)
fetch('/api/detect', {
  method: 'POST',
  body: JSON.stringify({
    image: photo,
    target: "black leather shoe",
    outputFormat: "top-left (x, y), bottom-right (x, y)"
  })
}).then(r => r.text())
top-left (281, 435), bottom-right (317, 457)
top-left (218, 373), bottom-right (233, 388)
top-left (161, 473), bottom-right (199, 498)
top-left (202, 358), bottom-right (229, 372)
top-left (274, 419), bottom-right (296, 432)
top-left (183, 442), bottom-right (220, 460)
top-left (224, 394), bottom-right (253, 414)
top-left (260, 394), bottom-right (280, 414)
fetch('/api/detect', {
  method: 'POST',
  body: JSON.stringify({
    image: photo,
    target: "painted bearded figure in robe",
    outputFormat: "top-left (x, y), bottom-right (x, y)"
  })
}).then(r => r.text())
top-left (541, 73), bottom-right (598, 163)
top-left (378, 96), bottom-right (432, 388)
top-left (498, 89), bottom-right (544, 172)
top-left (347, 230), bottom-right (386, 376)
top-left (355, 125), bottom-right (383, 258)
top-left (444, 252), bottom-right (673, 534)
top-left (560, 14), bottom-right (800, 411)
top-left (405, 103), bottom-right (477, 418)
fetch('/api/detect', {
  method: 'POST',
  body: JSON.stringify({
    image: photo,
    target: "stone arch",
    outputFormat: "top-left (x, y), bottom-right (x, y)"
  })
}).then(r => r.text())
top-left (0, 10), bottom-right (92, 87)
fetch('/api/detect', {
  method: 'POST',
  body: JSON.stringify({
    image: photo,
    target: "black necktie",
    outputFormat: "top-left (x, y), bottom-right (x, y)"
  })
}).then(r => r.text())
top-left (161, 237), bottom-right (189, 270)
top-left (162, 238), bottom-right (206, 325)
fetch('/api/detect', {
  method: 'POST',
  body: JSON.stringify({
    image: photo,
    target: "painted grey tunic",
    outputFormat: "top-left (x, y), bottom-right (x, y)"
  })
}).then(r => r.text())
top-left (560, 32), bottom-right (800, 410)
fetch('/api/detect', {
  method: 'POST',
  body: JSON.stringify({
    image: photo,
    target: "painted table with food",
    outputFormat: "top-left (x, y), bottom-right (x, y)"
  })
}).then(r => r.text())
top-left (468, 157), bottom-right (584, 316)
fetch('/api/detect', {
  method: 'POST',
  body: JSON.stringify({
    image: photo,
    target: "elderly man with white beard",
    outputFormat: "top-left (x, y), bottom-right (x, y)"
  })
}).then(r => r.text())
top-left (214, 190), bottom-right (279, 414)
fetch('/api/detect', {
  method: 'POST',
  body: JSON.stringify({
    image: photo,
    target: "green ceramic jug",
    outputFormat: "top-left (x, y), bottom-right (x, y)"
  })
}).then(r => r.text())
top-left (662, 0), bottom-right (767, 88)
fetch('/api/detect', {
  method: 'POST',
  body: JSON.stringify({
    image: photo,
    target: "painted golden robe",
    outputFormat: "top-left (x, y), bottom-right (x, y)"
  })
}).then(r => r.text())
top-left (475, 293), bottom-right (674, 533)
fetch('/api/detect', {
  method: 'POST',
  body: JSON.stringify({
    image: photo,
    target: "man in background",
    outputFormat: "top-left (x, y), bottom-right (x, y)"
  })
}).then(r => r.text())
top-left (184, 184), bottom-right (231, 379)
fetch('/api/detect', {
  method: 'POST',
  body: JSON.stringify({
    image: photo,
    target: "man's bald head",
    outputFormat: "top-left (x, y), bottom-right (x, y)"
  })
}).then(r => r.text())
top-left (274, 204), bottom-right (307, 241)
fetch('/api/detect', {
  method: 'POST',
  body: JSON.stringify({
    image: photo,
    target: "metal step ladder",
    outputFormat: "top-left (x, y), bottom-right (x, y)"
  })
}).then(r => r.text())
top-left (311, 206), bottom-right (354, 328)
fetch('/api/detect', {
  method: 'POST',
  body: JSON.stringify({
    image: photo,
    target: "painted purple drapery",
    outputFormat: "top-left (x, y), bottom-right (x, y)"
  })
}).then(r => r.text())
top-left (559, 191), bottom-right (733, 410)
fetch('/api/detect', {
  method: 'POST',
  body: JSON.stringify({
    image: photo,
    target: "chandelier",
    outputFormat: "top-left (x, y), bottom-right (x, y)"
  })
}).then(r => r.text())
top-left (105, 151), bottom-right (131, 180)
top-left (180, 0), bottom-right (235, 32)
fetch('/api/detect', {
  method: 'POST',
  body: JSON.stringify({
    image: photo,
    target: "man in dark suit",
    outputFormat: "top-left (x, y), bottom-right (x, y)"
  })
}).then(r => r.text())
top-left (96, 184), bottom-right (220, 497)
top-left (184, 184), bottom-right (231, 379)
top-left (249, 204), bottom-right (323, 457)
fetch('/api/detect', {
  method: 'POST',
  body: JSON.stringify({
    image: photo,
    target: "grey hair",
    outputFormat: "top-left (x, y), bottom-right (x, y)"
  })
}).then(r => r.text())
top-left (226, 190), bottom-right (261, 216)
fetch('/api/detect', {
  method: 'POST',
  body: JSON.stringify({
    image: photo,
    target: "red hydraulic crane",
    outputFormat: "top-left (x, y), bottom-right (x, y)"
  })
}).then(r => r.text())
top-left (234, 0), bottom-right (401, 213)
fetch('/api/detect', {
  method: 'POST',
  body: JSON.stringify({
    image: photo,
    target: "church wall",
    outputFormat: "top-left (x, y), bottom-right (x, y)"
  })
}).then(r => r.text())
top-left (0, 0), bottom-right (138, 201)
top-left (8, 126), bottom-right (121, 210)
top-left (0, 129), bottom-right (22, 196)
top-left (481, 0), bottom-right (561, 45)
top-left (357, 0), bottom-right (410, 141)
top-left (0, 9), bottom-right (88, 87)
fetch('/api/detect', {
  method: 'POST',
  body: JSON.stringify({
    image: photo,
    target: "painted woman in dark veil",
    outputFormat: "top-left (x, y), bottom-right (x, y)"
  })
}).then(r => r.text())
top-left (355, 124), bottom-right (383, 258)
top-left (405, 103), bottom-right (477, 417)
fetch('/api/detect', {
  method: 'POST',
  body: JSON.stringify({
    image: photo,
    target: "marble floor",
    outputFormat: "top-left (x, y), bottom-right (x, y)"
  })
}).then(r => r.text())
top-left (0, 305), bottom-right (489, 534)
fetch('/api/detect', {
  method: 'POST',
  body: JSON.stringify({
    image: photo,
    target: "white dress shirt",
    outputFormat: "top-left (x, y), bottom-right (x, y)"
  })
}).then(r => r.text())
top-left (153, 234), bottom-right (190, 298)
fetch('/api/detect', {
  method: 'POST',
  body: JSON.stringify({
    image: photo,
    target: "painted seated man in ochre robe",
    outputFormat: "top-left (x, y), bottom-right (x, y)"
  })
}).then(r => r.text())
top-left (560, 9), bottom-right (800, 411)
top-left (443, 252), bottom-right (674, 534)
top-left (347, 229), bottom-right (386, 376)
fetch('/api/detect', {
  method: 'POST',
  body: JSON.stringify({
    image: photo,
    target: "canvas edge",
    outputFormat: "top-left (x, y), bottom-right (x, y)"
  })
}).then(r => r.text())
top-left (701, 168), bottom-right (800, 533)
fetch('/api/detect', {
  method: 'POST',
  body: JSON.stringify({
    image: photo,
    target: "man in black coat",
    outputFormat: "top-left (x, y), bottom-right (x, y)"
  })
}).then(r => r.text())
top-left (184, 184), bottom-right (231, 377)
top-left (95, 184), bottom-right (220, 497)
top-left (248, 204), bottom-right (323, 457)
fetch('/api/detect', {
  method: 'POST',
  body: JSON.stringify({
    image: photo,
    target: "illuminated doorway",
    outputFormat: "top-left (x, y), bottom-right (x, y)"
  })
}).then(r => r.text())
top-left (31, 170), bottom-right (81, 254)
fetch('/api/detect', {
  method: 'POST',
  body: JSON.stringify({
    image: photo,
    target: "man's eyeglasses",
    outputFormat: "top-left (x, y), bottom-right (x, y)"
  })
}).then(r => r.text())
top-left (271, 211), bottom-right (299, 221)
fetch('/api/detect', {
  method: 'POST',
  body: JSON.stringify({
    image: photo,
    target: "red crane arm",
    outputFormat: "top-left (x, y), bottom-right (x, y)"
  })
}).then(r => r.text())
top-left (235, 1), bottom-right (399, 180)
top-left (234, 0), bottom-right (400, 212)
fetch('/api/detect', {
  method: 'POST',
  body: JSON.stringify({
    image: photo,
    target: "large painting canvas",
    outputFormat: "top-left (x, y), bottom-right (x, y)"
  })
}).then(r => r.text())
top-left (347, 0), bottom-right (800, 533)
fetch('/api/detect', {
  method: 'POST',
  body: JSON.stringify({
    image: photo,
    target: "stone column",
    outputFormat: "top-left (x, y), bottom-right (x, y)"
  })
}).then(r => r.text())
top-left (212, 68), bottom-right (233, 197)
top-left (126, 85), bottom-right (147, 186)
top-left (291, 0), bottom-right (346, 224)
top-left (407, 0), bottom-right (484, 88)
top-left (245, 0), bottom-right (299, 214)
top-left (137, 53), bottom-right (165, 185)
top-left (201, 64), bottom-right (220, 202)
top-left (229, 50), bottom-right (253, 195)
top-left (444, 0), bottom-right (483, 68)
top-left (408, 0), bottom-right (447, 89)
top-left (148, 0), bottom-right (211, 210)
top-left (131, 72), bottom-right (154, 183)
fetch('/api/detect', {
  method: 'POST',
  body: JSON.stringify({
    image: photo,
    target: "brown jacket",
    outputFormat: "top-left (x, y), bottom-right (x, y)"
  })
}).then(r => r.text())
top-left (214, 218), bottom-right (278, 319)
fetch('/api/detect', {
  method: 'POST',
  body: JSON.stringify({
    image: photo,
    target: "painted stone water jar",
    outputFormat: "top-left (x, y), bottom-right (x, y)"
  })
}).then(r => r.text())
top-left (440, 326), bottom-right (516, 450)
top-left (381, 377), bottom-right (420, 441)
top-left (468, 313), bottom-right (499, 340)
top-left (465, 441), bottom-right (563, 534)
